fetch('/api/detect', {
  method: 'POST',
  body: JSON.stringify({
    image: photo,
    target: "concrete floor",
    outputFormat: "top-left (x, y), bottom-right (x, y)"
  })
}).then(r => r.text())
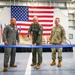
top-left (0, 52), bottom-right (75, 75)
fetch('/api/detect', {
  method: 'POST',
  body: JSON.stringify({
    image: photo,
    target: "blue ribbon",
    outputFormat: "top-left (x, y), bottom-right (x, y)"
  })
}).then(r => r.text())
top-left (0, 44), bottom-right (74, 48)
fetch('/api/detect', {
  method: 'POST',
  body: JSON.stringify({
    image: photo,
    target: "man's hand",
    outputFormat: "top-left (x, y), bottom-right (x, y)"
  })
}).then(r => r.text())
top-left (50, 41), bottom-right (52, 45)
top-left (4, 41), bottom-right (8, 45)
top-left (16, 42), bottom-right (19, 45)
top-left (27, 35), bottom-right (31, 40)
top-left (28, 36), bottom-right (31, 40)
top-left (33, 43), bottom-right (37, 46)
top-left (61, 42), bottom-right (64, 45)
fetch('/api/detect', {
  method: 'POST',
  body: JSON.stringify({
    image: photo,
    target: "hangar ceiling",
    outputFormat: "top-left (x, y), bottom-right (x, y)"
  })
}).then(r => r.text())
top-left (0, 0), bottom-right (73, 2)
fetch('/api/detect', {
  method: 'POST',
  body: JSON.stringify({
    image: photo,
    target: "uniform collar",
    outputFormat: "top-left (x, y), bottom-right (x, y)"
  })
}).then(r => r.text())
top-left (10, 24), bottom-right (15, 28)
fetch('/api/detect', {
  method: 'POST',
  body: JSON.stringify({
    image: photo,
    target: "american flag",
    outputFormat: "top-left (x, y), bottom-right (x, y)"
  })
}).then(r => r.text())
top-left (11, 6), bottom-right (54, 36)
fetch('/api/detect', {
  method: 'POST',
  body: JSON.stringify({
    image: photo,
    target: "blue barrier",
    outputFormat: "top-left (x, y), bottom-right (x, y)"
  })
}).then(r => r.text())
top-left (0, 44), bottom-right (75, 48)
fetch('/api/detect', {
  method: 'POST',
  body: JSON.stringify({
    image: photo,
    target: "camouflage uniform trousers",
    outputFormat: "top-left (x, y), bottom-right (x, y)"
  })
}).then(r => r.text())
top-left (32, 48), bottom-right (42, 65)
top-left (51, 47), bottom-right (62, 61)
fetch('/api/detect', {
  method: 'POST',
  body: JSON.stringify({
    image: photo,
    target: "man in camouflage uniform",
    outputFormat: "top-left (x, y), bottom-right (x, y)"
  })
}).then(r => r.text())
top-left (3, 18), bottom-right (20, 72)
top-left (28, 16), bottom-right (43, 69)
top-left (49, 18), bottom-right (66, 67)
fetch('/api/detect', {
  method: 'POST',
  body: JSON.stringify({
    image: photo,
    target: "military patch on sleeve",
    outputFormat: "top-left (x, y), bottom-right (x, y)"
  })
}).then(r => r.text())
top-left (40, 26), bottom-right (43, 30)
top-left (38, 25), bottom-right (43, 35)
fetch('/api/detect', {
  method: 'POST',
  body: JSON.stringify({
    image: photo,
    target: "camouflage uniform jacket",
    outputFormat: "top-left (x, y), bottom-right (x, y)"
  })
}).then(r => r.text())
top-left (49, 24), bottom-right (66, 44)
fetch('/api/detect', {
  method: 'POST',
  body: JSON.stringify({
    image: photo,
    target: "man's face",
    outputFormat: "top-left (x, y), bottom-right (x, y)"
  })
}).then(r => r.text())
top-left (55, 18), bottom-right (60, 26)
top-left (33, 18), bottom-right (38, 24)
top-left (11, 18), bottom-right (16, 26)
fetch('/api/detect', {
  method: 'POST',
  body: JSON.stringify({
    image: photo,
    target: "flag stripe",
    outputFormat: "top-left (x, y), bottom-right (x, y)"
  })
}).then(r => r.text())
top-left (29, 13), bottom-right (54, 16)
top-left (29, 17), bottom-right (53, 20)
top-left (29, 15), bottom-right (53, 18)
top-left (29, 11), bottom-right (54, 13)
top-left (28, 20), bottom-right (53, 22)
top-left (29, 6), bottom-right (54, 9)
top-left (19, 33), bottom-right (51, 35)
top-left (19, 30), bottom-right (51, 33)
top-left (18, 28), bottom-right (52, 31)
top-left (17, 23), bottom-right (53, 26)
top-left (17, 21), bottom-right (53, 24)
top-left (17, 26), bottom-right (52, 29)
